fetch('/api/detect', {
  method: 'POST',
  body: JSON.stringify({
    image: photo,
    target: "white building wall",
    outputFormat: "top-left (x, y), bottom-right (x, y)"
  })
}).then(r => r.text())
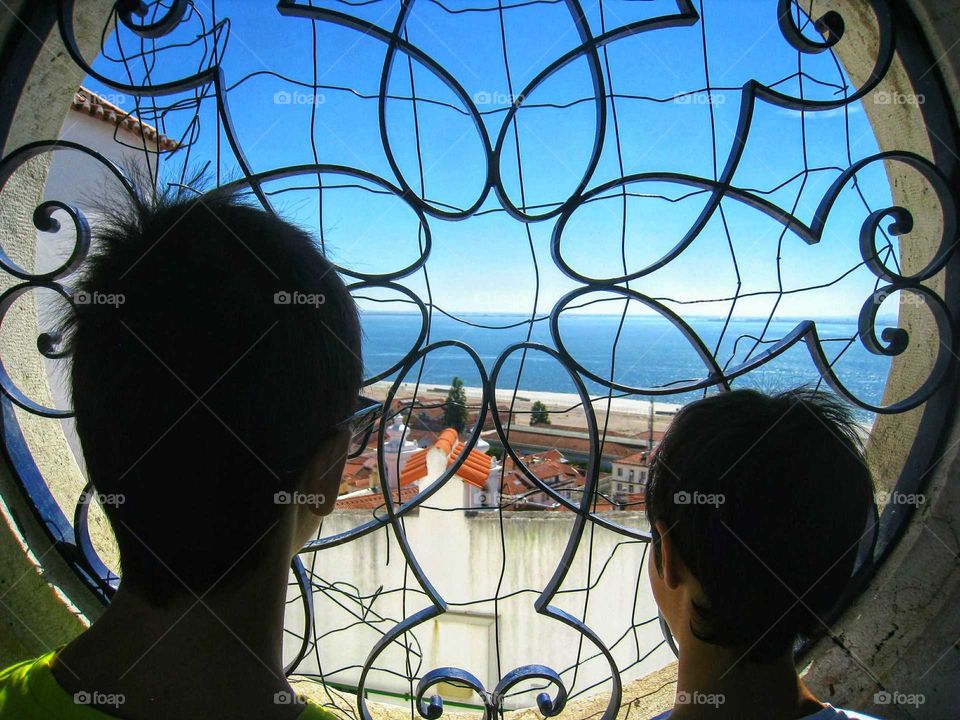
top-left (610, 462), bottom-right (648, 495)
top-left (288, 505), bottom-right (671, 711)
top-left (44, 107), bottom-right (161, 206)
top-left (37, 109), bottom-right (162, 479)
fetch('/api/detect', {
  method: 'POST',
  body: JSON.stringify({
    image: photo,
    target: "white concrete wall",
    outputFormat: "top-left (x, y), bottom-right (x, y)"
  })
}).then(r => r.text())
top-left (44, 105), bottom-right (160, 207)
top-left (285, 485), bottom-right (673, 711)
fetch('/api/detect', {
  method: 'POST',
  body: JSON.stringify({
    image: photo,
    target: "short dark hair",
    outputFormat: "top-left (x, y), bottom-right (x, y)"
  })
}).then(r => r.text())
top-left (645, 388), bottom-right (874, 663)
top-left (62, 185), bottom-right (362, 603)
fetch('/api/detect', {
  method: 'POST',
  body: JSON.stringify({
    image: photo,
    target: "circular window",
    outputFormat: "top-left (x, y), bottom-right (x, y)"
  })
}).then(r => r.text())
top-left (0, 0), bottom-right (957, 716)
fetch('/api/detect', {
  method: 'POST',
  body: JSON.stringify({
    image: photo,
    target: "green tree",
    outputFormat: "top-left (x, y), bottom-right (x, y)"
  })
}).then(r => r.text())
top-left (531, 400), bottom-right (551, 426)
top-left (443, 376), bottom-right (469, 433)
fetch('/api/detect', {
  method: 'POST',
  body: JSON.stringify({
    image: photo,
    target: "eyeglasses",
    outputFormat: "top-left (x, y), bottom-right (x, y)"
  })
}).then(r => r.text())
top-left (335, 395), bottom-right (384, 459)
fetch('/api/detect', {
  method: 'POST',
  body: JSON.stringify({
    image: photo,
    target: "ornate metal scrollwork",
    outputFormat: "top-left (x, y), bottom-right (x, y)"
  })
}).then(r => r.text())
top-left (0, 1), bottom-right (957, 719)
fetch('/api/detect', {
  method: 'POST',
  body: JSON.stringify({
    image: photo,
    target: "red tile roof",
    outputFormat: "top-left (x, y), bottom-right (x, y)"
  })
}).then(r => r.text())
top-left (496, 462), bottom-right (583, 495)
top-left (397, 429), bottom-right (493, 489)
top-left (526, 458), bottom-right (583, 484)
top-left (615, 451), bottom-right (650, 467)
top-left (434, 428), bottom-right (458, 456)
top-left (340, 450), bottom-right (379, 491)
top-left (71, 87), bottom-right (178, 151)
top-left (537, 449), bottom-right (567, 463)
top-left (502, 450), bottom-right (583, 485)
top-left (491, 429), bottom-right (650, 459)
top-left (335, 486), bottom-right (419, 511)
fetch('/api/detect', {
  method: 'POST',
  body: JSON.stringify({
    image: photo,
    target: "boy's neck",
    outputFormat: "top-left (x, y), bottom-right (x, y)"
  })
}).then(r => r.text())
top-left (53, 551), bottom-right (305, 720)
top-left (669, 638), bottom-right (824, 720)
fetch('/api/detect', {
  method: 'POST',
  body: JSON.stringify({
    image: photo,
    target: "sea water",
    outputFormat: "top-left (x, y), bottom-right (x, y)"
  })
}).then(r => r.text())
top-left (360, 311), bottom-right (899, 421)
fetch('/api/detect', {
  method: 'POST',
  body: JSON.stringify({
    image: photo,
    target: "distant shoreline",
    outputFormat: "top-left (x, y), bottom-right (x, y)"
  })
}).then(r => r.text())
top-left (371, 381), bottom-right (684, 443)
top-left (369, 380), bottom-right (875, 434)
top-left (370, 380), bottom-right (683, 415)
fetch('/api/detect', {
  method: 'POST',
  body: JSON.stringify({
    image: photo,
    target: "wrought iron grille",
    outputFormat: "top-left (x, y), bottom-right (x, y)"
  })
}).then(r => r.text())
top-left (0, 1), bottom-right (958, 718)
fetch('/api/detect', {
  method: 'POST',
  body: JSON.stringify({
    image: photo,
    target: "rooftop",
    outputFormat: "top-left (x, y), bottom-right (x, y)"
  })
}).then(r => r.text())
top-left (615, 451), bottom-right (652, 467)
top-left (398, 428), bottom-right (493, 489)
top-left (71, 86), bottom-right (179, 151)
top-left (335, 485), bottom-right (419, 511)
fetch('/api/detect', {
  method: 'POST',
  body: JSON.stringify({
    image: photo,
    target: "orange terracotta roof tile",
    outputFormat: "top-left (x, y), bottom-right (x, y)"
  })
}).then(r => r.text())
top-left (398, 430), bottom-right (493, 489)
top-left (434, 428), bottom-right (458, 456)
top-left (450, 449), bottom-right (492, 489)
top-left (336, 486), bottom-right (419, 511)
top-left (459, 455), bottom-right (492, 474)
top-left (398, 449), bottom-right (428, 486)
top-left (455, 464), bottom-right (487, 488)
top-left (71, 86), bottom-right (179, 151)
top-left (452, 442), bottom-right (493, 464)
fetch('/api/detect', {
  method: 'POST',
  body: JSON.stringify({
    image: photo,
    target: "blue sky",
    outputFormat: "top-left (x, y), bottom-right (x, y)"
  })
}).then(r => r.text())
top-left (86, 0), bottom-right (896, 320)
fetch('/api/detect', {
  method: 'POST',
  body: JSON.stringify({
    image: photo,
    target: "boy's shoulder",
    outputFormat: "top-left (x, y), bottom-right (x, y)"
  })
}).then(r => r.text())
top-left (0, 652), bottom-right (46, 682)
top-left (300, 703), bottom-right (341, 720)
top-left (0, 651), bottom-right (339, 720)
top-left (0, 652), bottom-right (75, 718)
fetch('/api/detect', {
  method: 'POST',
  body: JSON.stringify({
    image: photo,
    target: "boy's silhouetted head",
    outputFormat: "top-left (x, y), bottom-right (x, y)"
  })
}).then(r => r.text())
top-left (645, 388), bottom-right (875, 664)
top-left (61, 185), bottom-right (363, 604)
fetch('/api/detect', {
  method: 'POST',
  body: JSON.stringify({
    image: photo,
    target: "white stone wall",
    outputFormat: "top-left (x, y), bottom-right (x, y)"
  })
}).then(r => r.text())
top-left (285, 492), bottom-right (673, 711)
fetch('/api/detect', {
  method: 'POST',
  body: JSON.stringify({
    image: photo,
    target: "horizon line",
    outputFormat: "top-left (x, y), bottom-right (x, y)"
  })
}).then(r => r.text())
top-left (357, 309), bottom-right (898, 322)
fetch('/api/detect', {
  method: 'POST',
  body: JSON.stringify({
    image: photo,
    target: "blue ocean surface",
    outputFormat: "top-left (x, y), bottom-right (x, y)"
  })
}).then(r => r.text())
top-left (360, 311), bottom-right (903, 422)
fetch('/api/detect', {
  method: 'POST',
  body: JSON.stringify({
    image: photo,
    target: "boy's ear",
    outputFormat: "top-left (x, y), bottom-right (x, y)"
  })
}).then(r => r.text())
top-left (655, 520), bottom-right (684, 591)
top-left (303, 432), bottom-right (350, 516)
